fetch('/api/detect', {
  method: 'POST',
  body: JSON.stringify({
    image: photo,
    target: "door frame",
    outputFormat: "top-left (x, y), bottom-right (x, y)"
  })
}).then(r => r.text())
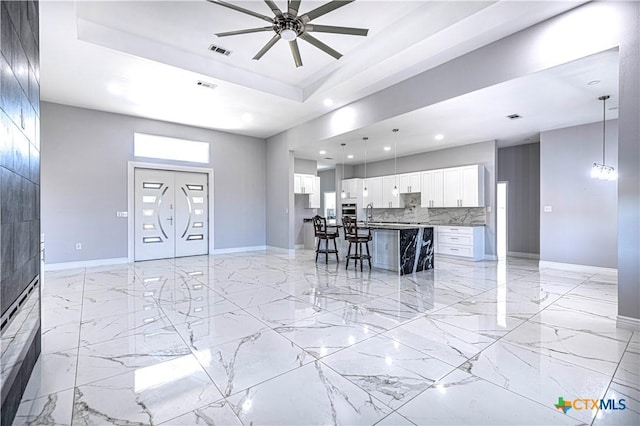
top-left (496, 180), bottom-right (508, 260)
top-left (127, 161), bottom-right (215, 262)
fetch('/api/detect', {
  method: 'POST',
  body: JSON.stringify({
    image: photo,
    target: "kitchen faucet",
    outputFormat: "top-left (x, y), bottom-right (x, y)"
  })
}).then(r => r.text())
top-left (366, 203), bottom-right (374, 224)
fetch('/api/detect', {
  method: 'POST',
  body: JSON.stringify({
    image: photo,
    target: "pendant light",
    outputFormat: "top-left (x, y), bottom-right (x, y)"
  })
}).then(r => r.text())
top-left (362, 137), bottom-right (369, 197)
top-left (392, 128), bottom-right (399, 196)
top-left (590, 95), bottom-right (617, 181)
top-left (340, 143), bottom-right (347, 199)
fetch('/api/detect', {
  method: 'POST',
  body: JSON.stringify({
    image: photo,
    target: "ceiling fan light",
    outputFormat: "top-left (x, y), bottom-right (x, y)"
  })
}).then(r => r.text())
top-left (281, 29), bottom-right (297, 41)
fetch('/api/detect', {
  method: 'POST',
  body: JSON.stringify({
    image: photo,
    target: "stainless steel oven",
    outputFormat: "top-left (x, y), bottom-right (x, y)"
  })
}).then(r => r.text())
top-left (341, 203), bottom-right (357, 217)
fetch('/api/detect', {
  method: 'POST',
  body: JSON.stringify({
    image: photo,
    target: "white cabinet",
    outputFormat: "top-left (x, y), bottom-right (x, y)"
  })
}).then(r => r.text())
top-left (341, 178), bottom-right (364, 204)
top-left (443, 165), bottom-right (484, 207)
top-left (363, 177), bottom-right (384, 208)
top-left (398, 172), bottom-right (421, 194)
top-left (421, 169), bottom-right (444, 208)
top-left (436, 226), bottom-right (485, 261)
top-left (308, 176), bottom-right (321, 208)
top-left (382, 175), bottom-right (401, 208)
top-left (294, 173), bottom-right (316, 194)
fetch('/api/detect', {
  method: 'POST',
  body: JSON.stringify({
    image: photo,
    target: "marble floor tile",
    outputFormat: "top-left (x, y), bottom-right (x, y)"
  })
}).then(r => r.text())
top-left (13, 389), bottom-right (74, 426)
top-left (274, 311), bottom-right (375, 359)
top-left (321, 335), bottom-right (457, 409)
top-left (381, 317), bottom-right (495, 367)
top-left (41, 322), bottom-right (80, 354)
top-left (243, 296), bottom-right (325, 327)
top-left (463, 340), bottom-right (613, 424)
top-left (78, 312), bottom-right (179, 348)
top-left (17, 253), bottom-right (631, 425)
top-left (75, 332), bottom-right (192, 386)
top-left (396, 369), bottom-right (580, 425)
top-left (227, 361), bottom-right (391, 425)
top-left (72, 356), bottom-right (223, 425)
top-left (502, 320), bottom-right (629, 377)
top-left (159, 399), bottom-right (243, 425)
top-left (374, 412), bottom-right (416, 426)
top-left (199, 329), bottom-right (311, 397)
top-left (22, 349), bottom-right (78, 399)
top-left (173, 310), bottom-right (269, 351)
top-left (592, 379), bottom-right (639, 426)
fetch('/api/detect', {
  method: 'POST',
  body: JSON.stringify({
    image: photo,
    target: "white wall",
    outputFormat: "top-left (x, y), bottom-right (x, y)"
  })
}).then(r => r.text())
top-left (540, 120), bottom-right (618, 268)
top-left (41, 102), bottom-right (267, 263)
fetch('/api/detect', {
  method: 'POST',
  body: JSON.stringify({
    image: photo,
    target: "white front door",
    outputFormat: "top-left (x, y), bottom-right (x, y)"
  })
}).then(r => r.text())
top-left (134, 168), bottom-right (209, 261)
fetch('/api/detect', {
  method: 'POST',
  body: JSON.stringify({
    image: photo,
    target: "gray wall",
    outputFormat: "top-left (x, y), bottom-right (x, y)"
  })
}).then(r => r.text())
top-left (352, 141), bottom-right (497, 256)
top-left (540, 121), bottom-right (618, 268)
top-left (41, 102), bottom-right (266, 263)
top-left (616, 1), bottom-right (639, 321)
top-left (293, 158), bottom-right (317, 245)
top-left (498, 143), bottom-right (540, 255)
top-left (0, 1), bottom-right (41, 424)
top-left (318, 168), bottom-right (336, 214)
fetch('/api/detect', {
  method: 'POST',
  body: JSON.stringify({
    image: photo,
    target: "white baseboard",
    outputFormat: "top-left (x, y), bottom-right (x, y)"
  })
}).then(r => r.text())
top-left (294, 244), bottom-right (304, 249)
top-left (538, 261), bottom-right (617, 275)
top-left (45, 257), bottom-right (129, 271)
top-left (508, 251), bottom-right (540, 260)
top-left (211, 245), bottom-right (267, 254)
top-left (265, 246), bottom-right (296, 255)
top-left (617, 315), bottom-right (640, 331)
top-left (484, 254), bottom-right (498, 261)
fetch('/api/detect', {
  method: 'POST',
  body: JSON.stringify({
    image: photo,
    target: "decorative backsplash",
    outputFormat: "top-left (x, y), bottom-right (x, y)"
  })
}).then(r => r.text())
top-left (368, 193), bottom-right (486, 225)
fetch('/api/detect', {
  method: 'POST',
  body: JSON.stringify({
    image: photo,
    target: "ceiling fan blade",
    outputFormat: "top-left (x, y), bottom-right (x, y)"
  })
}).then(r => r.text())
top-left (206, 0), bottom-right (274, 23)
top-left (299, 33), bottom-right (342, 59)
top-left (216, 26), bottom-right (274, 37)
top-left (301, 0), bottom-right (355, 22)
top-left (264, 0), bottom-right (283, 16)
top-left (253, 34), bottom-right (282, 60)
top-left (289, 39), bottom-right (303, 68)
top-left (305, 24), bottom-right (368, 36)
top-left (288, 0), bottom-right (302, 16)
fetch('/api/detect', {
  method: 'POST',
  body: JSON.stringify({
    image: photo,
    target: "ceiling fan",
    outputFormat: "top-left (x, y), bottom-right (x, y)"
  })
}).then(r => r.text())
top-left (206, 0), bottom-right (369, 67)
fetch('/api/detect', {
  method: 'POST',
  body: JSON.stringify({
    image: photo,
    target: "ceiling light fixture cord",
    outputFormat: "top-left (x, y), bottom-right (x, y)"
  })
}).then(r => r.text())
top-left (393, 128), bottom-right (399, 197)
top-left (341, 143), bottom-right (346, 199)
top-left (602, 95), bottom-right (606, 164)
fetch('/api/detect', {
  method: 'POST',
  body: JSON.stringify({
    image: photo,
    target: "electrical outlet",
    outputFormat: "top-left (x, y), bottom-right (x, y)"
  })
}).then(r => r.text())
top-left (75, 243), bottom-right (82, 250)
top-left (544, 206), bottom-right (553, 213)
top-left (116, 211), bottom-right (128, 218)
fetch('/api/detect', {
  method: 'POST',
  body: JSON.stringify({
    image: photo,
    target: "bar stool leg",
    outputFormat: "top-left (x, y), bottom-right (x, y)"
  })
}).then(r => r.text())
top-left (346, 241), bottom-right (352, 269)
top-left (315, 238), bottom-right (321, 263)
top-left (325, 238), bottom-right (329, 264)
top-left (365, 240), bottom-right (372, 269)
top-left (333, 238), bottom-right (339, 263)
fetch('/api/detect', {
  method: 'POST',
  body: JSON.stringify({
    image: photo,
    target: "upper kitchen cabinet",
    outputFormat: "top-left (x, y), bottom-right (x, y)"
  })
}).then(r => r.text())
top-left (294, 173), bottom-right (316, 194)
top-left (363, 177), bottom-right (384, 208)
top-left (308, 176), bottom-right (321, 209)
top-left (443, 165), bottom-right (485, 207)
top-left (421, 169), bottom-right (444, 208)
top-left (382, 175), bottom-right (401, 208)
top-left (341, 178), bottom-right (363, 203)
top-left (398, 172), bottom-right (421, 194)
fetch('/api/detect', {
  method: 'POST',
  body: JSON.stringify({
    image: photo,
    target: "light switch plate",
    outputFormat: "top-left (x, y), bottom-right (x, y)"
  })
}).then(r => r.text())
top-left (544, 206), bottom-right (552, 213)
top-left (486, 206), bottom-right (492, 213)
top-left (117, 211), bottom-right (128, 218)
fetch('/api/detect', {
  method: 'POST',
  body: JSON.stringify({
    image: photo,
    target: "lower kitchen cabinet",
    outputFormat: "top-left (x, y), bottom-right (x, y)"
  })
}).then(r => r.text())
top-left (435, 225), bottom-right (485, 261)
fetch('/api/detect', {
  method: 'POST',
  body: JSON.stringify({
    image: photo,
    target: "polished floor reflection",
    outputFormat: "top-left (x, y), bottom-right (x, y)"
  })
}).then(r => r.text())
top-left (13, 251), bottom-right (639, 425)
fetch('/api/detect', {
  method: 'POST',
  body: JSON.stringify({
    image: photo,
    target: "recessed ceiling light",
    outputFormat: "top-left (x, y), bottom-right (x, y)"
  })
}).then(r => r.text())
top-left (242, 113), bottom-right (253, 123)
top-left (384, 146), bottom-right (391, 151)
top-left (506, 114), bottom-right (522, 120)
top-left (319, 150), bottom-right (326, 155)
top-left (435, 134), bottom-right (444, 140)
top-left (347, 154), bottom-right (354, 159)
top-left (587, 80), bottom-right (601, 86)
top-left (323, 98), bottom-right (334, 107)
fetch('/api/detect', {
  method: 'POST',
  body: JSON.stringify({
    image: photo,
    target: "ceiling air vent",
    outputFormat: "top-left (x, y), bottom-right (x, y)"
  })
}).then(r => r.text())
top-left (208, 44), bottom-right (232, 56)
top-left (506, 114), bottom-right (522, 120)
top-left (196, 80), bottom-right (217, 89)
top-left (324, 157), bottom-right (333, 160)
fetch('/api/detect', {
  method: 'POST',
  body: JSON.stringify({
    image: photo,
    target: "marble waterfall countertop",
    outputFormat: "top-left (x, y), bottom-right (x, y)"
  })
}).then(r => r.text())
top-left (364, 222), bottom-right (484, 229)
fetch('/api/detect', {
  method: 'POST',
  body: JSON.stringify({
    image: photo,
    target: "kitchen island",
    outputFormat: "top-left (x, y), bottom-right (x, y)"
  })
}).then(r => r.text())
top-left (366, 223), bottom-right (434, 275)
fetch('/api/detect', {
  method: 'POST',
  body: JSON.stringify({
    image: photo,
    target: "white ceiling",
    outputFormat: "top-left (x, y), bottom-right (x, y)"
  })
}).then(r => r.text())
top-left (296, 49), bottom-right (620, 168)
top-left (39, 0), bottom-right (588, 140)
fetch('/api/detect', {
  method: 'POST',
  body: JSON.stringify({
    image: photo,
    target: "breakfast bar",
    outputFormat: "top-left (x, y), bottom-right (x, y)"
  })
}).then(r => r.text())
top-left (366, 223), bottom-right (435, 275)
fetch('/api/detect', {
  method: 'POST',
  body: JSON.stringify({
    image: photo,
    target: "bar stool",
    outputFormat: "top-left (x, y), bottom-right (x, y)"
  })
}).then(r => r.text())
top-left (342, 216), bottom-right (372, 271)
top-left (312, 215), bottom-right (339, 264)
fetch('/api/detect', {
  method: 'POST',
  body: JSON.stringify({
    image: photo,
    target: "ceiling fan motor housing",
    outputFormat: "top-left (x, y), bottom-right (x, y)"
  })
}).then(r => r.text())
top-left (275, 14), bottom-right (304, 38)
